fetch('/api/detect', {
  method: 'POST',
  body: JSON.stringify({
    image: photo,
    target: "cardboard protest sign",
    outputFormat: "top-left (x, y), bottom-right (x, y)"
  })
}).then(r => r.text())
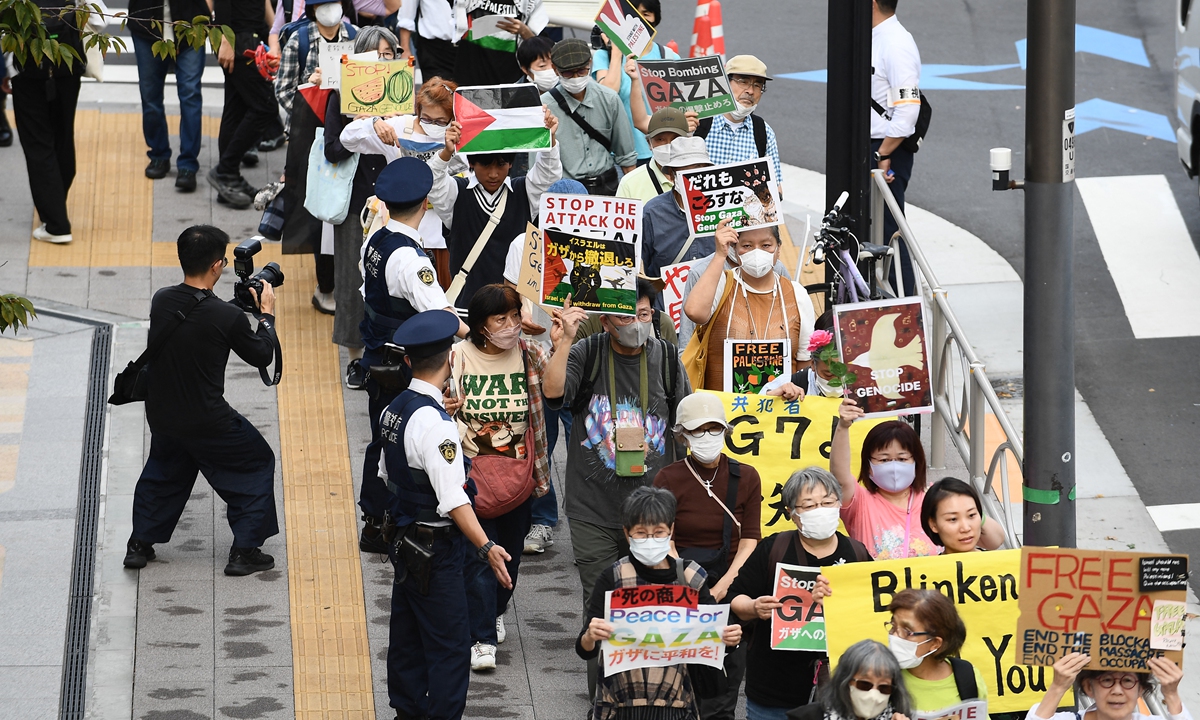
top-left (601, 583), bottom-right (729, 677)
top-left (701, 392), bottom-right (882, 539)
top-left (678, 159), bottom-right (782, 235)
top-left (1015, 547), bottom-right (1188, 671)
top-left (913, 700), bottom-right (989, 720)
top-left (455, 84), bottom-right (551, 154)
top-left (541, 230), bottom-right (638, 315)
top-left (824, 549), bottom-right (1060, 714)
top-left (770, 564), bottom-right (826, 652)
top-left (515, 223), bottom-right (544, 305)
top-left (595, 0), bottom-right (657, 58)
top-left (659, 261), bottom-right (695, 332)
top-left (833, 297), bottom-right (933, 419)
top-left (724, 340), bottom-right (790, 394)
top-left (341, 59), bottom-right (415, 115)
top-left (318, 41), bottom-right (354, 89)
top-left (637, 56), bottom-right (736, 119)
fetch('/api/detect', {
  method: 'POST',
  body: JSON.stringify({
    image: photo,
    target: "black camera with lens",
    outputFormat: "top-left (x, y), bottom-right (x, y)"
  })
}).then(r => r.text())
top-left (232, 237), bottom-right (285, 312)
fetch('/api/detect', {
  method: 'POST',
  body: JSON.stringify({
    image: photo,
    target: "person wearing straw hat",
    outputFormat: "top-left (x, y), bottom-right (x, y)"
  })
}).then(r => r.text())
top-left (693, 54), bottom-right (783, 200)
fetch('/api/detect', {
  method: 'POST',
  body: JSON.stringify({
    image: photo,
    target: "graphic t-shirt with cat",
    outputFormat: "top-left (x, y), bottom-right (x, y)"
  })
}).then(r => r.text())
top-left (453, 341), bottom-right (529, 459)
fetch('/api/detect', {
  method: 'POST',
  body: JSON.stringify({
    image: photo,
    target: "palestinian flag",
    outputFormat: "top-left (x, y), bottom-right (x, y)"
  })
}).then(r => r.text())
top-left (595, 0), bottom-right (656, 58)
top-left (466, 13), bottom-right (517, 53)
top-left (454, 84), bottom-right (552, 155)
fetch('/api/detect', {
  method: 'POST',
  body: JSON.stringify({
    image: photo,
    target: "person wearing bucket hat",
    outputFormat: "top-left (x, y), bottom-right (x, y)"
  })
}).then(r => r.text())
top-left (653, 391), bottom-right (764, 718)
top-left (616, 106), bottom-right (695, 202)
top-left (543, 37), bottom-right (637, 195)
top-left (693, 54), bottom-right (784, 200)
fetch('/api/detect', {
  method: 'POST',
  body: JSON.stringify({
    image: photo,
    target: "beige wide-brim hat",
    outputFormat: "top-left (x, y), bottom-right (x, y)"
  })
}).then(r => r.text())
top-left (725, 54), bottom-right (772, 81)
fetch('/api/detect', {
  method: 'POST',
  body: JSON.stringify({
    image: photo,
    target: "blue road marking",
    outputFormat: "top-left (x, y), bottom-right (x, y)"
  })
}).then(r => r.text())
top-left (1075, 98), bottom-right (1174, 142)
top-left (778, 64), bottom-right (1022, 90)
top-left (1016, 25), bottom-right (1151, 70)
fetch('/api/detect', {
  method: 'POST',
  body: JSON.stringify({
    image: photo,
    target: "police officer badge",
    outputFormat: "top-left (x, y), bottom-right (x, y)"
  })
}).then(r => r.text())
top-left (438, 439), bottom-right (457, 464)
top-left (417, 267), bottom-right (435, 286)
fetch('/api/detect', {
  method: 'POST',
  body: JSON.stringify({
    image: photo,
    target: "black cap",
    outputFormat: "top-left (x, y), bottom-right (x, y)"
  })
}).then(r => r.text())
top-left (392, 310), bottom-right (459, 358)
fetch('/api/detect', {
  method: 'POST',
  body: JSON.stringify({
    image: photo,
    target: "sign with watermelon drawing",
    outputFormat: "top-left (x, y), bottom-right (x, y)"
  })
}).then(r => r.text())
top-left (454, 84), bottom-right (552, 155)
top-left (723, 339), bottom-right (791, 394)
top-left (341, 59), bottom-right (415, 116)
top-left (540, 229), bottom-right (637, 316)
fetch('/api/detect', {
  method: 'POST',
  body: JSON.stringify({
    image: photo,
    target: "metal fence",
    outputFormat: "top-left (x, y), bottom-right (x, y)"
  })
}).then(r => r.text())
top-left (867, 169), bottom-right (1023, 549)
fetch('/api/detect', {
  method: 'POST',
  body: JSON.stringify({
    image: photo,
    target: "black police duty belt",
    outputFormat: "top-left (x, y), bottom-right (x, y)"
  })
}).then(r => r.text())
top-left (255, 315), bottom-right (284, 387)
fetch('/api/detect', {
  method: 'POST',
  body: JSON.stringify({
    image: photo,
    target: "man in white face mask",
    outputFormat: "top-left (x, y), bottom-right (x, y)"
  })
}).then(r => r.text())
top-left (682, 221), bottom-right (816, 393)
top-left (641, 136), bottom-right (715, 280)
top-left (692, 55), bottom-right (784, 200)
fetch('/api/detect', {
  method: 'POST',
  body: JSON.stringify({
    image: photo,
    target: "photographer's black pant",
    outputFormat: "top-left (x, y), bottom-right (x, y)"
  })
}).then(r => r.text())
top-left (132, 412), bottom-right (279, 549)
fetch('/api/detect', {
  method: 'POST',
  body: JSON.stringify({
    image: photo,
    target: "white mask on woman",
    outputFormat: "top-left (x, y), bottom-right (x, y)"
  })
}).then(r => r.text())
top-left (420, 121), bottom-right (448, 140)
top-left (315, 2), bottom-right (343, 27)
top-left (794, 506), bottom-right (840, 540)
top-left (629, 536), bottom-right (671, 566)
top-left (738, 248), bottom-right (775, 279)
top-left (849, 686), bottom-right (890, 719)
top-left (889, 633), bottom-right (936, 669)
top-left (687, 433), bottom-right (725, 465)
top-left (532, 69), bottom-right (559, 92)
top-left (811, 370), bottom-right (843, 397)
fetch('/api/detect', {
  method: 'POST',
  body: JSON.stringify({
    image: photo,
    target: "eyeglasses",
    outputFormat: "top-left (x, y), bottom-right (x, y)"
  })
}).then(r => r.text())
top-left (731, 76), bottom-right (767, 92)
top-left (558, 66), bottom-right (591, 79)
top-left (629, 529), bottom-right (671, 540)
top-left (419, 115), bottom-right (450, 127)
top-left (795, 498), bottom-right (840, 512)
top-left (1095, 675), bottom-right (1140, 690)
top-left (851, 679), bottom-right (894, 695)
top-left (610, 311), bottom-right (652, 324)
top-left (220, 257), bottom-right (229, 268)
top-left (687, 428), bottom-right (725, 438)
top-left (884, 620), bottom-right (932, 640)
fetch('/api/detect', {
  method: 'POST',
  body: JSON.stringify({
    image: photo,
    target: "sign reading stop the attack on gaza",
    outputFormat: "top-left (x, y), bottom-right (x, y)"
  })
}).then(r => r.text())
top-left (1015, 547), bottom-right (1188, 672)
top-left (824, 549), bottom-right (1067, 714)
top-left (637, 55), bottom-right (737, 119)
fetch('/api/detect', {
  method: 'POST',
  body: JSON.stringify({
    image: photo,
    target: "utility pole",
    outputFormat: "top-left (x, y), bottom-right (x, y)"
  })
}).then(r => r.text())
top-left (1023, 0), bottom-right (1076, 546)
top-left (825, 0), bottom-right (872, 242)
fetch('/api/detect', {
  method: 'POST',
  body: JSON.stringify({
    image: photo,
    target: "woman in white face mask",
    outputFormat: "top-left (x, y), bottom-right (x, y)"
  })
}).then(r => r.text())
top-left (450, 284), bottom-right (559, 670)
top-left (883, 589), bottom-right (988, 714)
top-left (788, 639), bottom-right (913, 720)
top-left (577, 486), bottom-right (743, 719)
top-left (727, 468), bottom-right (873, 718)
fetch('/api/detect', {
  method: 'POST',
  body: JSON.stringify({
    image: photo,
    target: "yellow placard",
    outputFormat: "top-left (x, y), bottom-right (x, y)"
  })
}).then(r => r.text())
top-left (823, 550), bottom-right (1065, 714)
top-left (341, 60), bottom-right (415, 116)
top-left (704, 392), bottom-right (881, 539)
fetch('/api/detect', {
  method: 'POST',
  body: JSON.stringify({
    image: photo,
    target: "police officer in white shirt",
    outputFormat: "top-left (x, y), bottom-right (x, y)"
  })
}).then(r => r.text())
top-left (379, 309), bottom-right (512, 720)
top-left (870, 0), bottom-right (922, 294)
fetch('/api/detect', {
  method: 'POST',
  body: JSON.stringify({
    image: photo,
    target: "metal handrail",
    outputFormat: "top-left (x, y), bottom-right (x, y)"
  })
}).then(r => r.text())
top-left (868, 170), bottom-right (1022, 549)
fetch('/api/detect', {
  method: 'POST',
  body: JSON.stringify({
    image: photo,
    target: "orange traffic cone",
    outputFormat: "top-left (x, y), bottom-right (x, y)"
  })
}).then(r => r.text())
top-left (666, 39), bottom-right (679, 55)
top-left (708, 0), bottom-right (725, 57)
top-left (690, 0), bottom-right (713, 57)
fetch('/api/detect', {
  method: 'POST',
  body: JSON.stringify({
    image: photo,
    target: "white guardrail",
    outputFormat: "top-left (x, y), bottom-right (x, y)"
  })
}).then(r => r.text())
top-left (868, 169), bottom-right (1023, 550)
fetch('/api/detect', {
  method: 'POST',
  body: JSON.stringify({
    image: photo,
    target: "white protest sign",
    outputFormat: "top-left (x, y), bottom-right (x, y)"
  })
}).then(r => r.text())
top-left (913, 700), bottom-right (989, 720)
top-left (601, 584), bottom-right (729, 677)
top-left (659, 260), bottom-right (694, 332)
top-left (539, 193), bottom-right (643, 269)
top-left (319, 41), bottom-right (355, 90)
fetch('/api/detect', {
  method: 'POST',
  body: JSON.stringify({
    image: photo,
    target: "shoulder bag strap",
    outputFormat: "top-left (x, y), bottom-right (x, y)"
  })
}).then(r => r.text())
top-left (132, 289), bottom-right (209, 370)
top-left (671, 231), bottom-right (700, 265)
top-left (870, 97), bottom-right (890, 119)
top-left (444, 186), bottom-right (509, 305)
top-left (767, 529), bottom-right (797, 570)
top-left (720, 459), bottom-right (741, 555)
top-left (752, 114), bottom-right (768, 159)
top-left (648, 163), bottom-right (665, 195)
top-left (948, 657), bottom-right (979, 700)
top-left (549, 87), bottom-right (613, 153)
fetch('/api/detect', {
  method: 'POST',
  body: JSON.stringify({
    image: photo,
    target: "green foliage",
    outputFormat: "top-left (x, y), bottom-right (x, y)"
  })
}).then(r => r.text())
top-left (816, 344), bottom-right (857, 389)
top-left (0, 1), bottom-right (233, 68)
top-left (0, 293), bottom-right (36, 334)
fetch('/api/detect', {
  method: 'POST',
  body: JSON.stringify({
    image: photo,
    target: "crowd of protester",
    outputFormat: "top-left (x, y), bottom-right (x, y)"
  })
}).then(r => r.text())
top-left (12, 0), bottom-right (1190, 718)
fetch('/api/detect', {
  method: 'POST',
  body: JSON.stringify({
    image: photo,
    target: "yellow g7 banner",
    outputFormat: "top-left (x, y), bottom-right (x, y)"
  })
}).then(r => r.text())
top-left (704, 392), bottom-right (881, 539)
top-left (823, 550), bottom-right (1062, 714)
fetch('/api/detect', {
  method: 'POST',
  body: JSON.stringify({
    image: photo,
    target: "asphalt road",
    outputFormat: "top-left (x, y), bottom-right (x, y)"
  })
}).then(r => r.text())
top-left (652, 0), bottom-right (1200, 559)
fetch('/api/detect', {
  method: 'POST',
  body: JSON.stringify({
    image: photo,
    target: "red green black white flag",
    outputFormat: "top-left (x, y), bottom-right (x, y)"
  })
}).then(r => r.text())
top-left (454, 84), bottom-right (552, 155)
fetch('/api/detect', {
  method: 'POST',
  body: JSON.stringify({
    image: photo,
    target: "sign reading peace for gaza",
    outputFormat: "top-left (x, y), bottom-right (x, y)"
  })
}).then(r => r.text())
top-left (823, 550), bottom-right (1062, 714)
top-left (601, 583), bottom-right (729, 677)
top-left (699, 392), bottom-right (881, 539)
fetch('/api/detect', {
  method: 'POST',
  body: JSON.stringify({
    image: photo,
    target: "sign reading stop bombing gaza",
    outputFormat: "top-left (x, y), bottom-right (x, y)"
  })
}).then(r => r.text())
top-left (637, 56), bottom-right (736, 119)
top-left (341, 59), bottom-right (415, 115)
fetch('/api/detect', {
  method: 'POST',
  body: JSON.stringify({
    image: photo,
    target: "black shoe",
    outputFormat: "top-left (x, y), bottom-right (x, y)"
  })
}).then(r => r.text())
top-left (346, 359), bottom-right (366, 390)
top-left (0, 127), bottom-right (11, 148)
top-left (242, 148), bottom-right (259, 167)
top-left (123, 538), bottom-right (156, 569)
top-left (207, 168), bottom-right (253, 209)
top-left (224, 545), bottom-right (275, 576)
top-left (145, 158), bottom-right (171, 179)
top-left (175, 169), bottom-right (197, 193)
top-left (258, 134), bottom-right (287, 152)
top-left (359, 516), bottom-right (390, 554)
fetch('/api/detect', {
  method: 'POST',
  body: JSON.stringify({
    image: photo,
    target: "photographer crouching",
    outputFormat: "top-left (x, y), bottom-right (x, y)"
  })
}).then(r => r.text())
top-left (123, 225), bottom-right (285, 576)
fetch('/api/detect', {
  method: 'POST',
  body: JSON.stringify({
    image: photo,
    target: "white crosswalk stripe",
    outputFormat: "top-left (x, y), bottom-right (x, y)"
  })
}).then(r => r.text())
top-left (1077, 174), bottom-right (1200, 339)
top-left (1146, 503), bottom-right (1200, 532)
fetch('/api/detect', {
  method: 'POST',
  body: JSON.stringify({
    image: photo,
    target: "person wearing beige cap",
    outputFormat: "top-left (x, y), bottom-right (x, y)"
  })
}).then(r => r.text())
top-left (653, 391), bottom-right (763, 718)
top-left (616, 106), bottom-right (696, 202)
top-left (694, 54), bottom-right (784, 199)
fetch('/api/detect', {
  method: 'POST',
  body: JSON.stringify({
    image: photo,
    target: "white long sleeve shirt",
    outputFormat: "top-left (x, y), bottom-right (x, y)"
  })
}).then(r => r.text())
top-left (870, 14), bottom-right (922, 140)
top-left (425, 143), bottom-right (562, 230)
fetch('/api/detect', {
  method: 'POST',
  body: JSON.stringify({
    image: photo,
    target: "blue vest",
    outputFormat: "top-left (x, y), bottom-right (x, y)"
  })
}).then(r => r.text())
top-left (382, 390), bottom-right (453, 526)
top-left (360, 227), bottom-right (425, 351)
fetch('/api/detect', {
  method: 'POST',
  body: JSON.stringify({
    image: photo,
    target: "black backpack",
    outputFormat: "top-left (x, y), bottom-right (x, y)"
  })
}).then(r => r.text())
top-left (695, 113), bottom-right (768, 159)
top-left (568, 333), bottom-right (681, 429)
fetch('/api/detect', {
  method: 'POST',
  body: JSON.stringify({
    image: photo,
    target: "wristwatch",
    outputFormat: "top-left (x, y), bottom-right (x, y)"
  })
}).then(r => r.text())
top-left (477, 540), bottom-right (496, 561)
top-left (873, 150), bottom-right (891, 162)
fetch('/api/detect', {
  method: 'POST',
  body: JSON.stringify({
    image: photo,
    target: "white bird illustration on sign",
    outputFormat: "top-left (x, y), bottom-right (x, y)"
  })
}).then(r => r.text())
top-left (846, 312), bottom-right (924, 400)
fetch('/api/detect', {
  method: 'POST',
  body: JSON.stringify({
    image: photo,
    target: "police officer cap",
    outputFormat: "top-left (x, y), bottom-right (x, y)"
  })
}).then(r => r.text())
top-left (375, 156), bottom-right (433, 206)
top-left (392, 310), bottom-right (459, 358)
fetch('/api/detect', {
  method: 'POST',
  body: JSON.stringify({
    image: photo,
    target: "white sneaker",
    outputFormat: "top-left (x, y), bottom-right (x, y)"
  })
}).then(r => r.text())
top-left (311, 288), bottom-right (335, 315)
top-left (496, 616), bottom-right (506, 644)
top-left (523, 524), bottom-right (554, 554)
top-left (32, 224), bottom-right (72, 244)
top-left (470, 642), bottom-right (497, 671)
